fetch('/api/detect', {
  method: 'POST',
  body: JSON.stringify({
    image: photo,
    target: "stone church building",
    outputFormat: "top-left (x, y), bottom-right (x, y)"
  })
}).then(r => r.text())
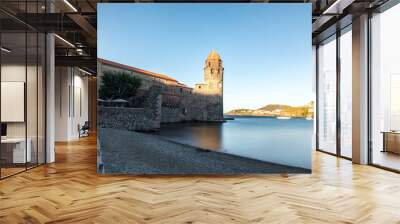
top-left (193, 50), bottom-right (224, 120)
top-left (97, 50), bottom-right (224, 130)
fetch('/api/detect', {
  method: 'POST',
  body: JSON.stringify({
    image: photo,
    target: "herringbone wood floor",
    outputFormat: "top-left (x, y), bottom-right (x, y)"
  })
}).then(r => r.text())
top-left (1, 134), bottom-right (400, 224)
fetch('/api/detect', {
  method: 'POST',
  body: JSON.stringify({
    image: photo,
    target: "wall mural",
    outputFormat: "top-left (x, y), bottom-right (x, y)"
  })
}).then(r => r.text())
top-left (97, 3), bottom-right (313, 174)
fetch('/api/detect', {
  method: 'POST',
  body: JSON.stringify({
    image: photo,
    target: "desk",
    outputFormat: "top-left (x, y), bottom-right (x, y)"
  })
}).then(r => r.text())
top-left (1, 138), bottom-right (31, 163)
top-left (382, 131), bottom-right (400, 154)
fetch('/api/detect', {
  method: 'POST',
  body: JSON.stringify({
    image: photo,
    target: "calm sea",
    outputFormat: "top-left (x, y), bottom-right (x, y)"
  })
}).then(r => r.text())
top-left (154, 116), bottom-right (313, 169)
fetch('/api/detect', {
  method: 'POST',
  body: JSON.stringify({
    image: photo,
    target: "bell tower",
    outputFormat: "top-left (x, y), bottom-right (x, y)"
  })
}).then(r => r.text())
top-left (193, 50), bottom-right (224, 121)
top-left (204, 50), bottom-right (223, 96)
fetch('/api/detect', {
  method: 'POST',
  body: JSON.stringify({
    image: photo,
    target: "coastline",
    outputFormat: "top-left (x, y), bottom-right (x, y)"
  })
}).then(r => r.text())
top-left (224, 114), bottom-right (313, 119)
top-left (98, 128), bottom-right (311, 174)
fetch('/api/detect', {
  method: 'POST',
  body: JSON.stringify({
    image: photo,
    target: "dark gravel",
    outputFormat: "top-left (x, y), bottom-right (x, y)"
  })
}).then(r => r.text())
top-left (98, 128), bottom-right (311, 174)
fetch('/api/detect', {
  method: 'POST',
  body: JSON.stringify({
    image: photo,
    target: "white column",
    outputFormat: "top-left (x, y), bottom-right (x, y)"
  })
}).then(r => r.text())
top-left (352, 14), bottom-right (369, 164)
top-left (45, 0), bottom-right (56, 163)
top-left (46, 32), bottom-right (55, 163)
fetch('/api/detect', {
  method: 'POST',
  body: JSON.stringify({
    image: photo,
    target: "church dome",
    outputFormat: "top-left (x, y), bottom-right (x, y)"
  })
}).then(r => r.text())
top-left (207, 50), bottom-right (221, 60)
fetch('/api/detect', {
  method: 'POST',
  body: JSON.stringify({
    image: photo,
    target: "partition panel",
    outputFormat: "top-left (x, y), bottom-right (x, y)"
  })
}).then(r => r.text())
top-left (339, 27), bottom-right (353, 158)
top-left (27, 31), bottom-right (38, 169)
top-left (317, 35), bottom-right (337, 154)
top-left (370, 3), bottom-right (400, 171)
top-left (0, 31), bottom-right (28, 178)
top-left (0, 1), bottom-right (46, 179)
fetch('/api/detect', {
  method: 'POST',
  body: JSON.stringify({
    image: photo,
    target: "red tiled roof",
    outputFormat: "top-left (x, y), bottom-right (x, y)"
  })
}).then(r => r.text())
top-left (98, 58), bottom-right (177, 82)
top-left (176, 82), bottom-right (192, 89)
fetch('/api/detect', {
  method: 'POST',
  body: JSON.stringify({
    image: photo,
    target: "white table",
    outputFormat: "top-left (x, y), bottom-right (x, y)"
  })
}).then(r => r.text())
top-left (1, 138), bottom-right (31, 163)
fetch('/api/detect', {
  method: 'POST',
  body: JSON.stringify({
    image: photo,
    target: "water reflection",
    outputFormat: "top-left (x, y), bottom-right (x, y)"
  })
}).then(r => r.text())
top-left (158, 122), bottom-right (223, 150)
top-left (155, 117), bottom-right (313, 169)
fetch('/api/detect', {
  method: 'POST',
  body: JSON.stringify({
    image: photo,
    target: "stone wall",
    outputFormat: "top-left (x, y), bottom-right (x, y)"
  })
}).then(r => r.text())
top-left (98, 87), bottom-right (162, 131)
top-left (98, 107), bottom-right (159, 131)
top-left (161, 107), bottom-right (183, 123)
top-left (160, 92), bottom-right (224, 123)
top-left (98, 85), bottom-right (223, 128)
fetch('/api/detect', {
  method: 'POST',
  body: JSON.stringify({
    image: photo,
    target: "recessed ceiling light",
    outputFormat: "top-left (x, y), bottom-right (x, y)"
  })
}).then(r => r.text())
top-left (78, 67), bottom-right (92, 76)
top-left (1, 47), bottom-right (11, 53)
top-left (54, 34), bottom-right (75, 48)
top-left (323, 0), bottom-right (355, 15)
top-left (63, 0), bottom-right (78, 12)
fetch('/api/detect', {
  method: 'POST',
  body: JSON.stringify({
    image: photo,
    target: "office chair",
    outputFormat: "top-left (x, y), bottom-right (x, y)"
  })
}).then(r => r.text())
top-left (79, 121), bottom-right (90, 138)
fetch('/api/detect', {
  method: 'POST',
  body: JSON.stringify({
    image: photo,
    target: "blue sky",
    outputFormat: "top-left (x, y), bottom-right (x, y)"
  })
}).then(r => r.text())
top-left (98, 4), bottom-right (312, 112)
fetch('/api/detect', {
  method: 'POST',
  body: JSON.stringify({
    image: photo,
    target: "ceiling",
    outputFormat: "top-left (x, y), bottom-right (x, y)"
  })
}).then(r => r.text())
top-left (0, 0), bottom-right (392, 75)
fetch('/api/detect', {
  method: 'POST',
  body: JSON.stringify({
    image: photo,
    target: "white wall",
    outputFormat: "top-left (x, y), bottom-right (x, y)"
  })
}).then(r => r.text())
top-left (1, 65), bottom-right (26, 135)
top-left (55, 66), bottom-right (69, 141)
top-left (1, 65), bottom-right (29, 138)
top-left (71, 72), bottom-right (89, 138)
top-left (1, 63), bottom-right (46, 164)
top-left (55, 67), bottom-right (89, 141)
top-left (1, 82), bottom-right (25, 122)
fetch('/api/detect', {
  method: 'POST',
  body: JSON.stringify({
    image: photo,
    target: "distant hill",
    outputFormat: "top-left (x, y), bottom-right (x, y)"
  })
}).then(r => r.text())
top-left (257, 104), bottom-right (291, 111)
top-left (225, 102), bottom-right (314, 118)
top-left (226, 109), bottom-right (255, 114)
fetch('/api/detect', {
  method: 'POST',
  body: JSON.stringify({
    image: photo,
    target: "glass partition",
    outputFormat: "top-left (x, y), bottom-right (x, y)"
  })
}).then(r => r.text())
top-left (1, 31), bottom-right (28, 177)
top-left (38, 32), bottom-right (45, 165)
top-left (371, 3), bottom-right (400, 171)
top-left (339, 27), bottom-right (352, 158)
top-left (27, 31), bottom-right (38, 169)
top-left (317, 35), bottom-right (337, 154)
top-left (0, 2), bottom-right (46, 179)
